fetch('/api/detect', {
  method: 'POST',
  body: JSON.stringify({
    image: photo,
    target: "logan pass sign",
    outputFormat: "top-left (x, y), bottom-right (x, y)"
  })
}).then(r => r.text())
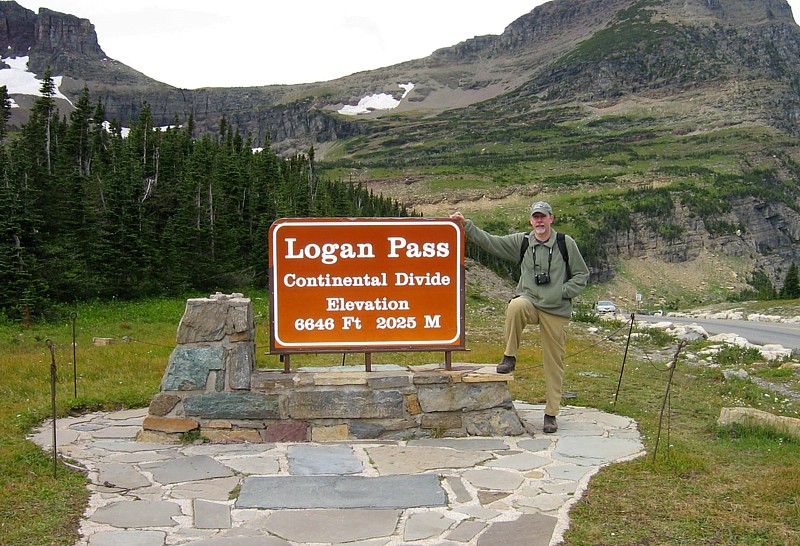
top-left (269, 218), bottom-right (465, 353)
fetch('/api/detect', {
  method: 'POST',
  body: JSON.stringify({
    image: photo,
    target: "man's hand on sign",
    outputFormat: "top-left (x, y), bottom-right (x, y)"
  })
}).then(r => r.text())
top-left (449, 212), bottom-right (466, 228)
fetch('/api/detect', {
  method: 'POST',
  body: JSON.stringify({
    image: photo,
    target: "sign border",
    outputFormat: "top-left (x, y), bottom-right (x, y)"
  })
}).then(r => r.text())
top-left (269, 217), bottom-right (465, 354)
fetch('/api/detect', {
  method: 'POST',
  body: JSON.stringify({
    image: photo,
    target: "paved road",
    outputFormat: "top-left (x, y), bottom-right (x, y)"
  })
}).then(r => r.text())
top-left (634, 314), bottom-right (800, 350)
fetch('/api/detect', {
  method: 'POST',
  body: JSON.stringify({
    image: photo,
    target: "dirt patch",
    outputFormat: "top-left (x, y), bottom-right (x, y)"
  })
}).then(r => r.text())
top-left (598, 249), bottom-right (753, 310)
top-left (464, 258), bottom-right (515, 303)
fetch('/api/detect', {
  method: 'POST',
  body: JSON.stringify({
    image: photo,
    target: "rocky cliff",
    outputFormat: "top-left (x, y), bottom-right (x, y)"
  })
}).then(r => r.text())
top-left (598, 198), bottom-right (800, 285)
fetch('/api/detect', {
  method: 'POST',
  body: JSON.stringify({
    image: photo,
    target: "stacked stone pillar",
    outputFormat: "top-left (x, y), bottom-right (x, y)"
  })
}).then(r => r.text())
top-left (144, 293), bottom-right (257, 440)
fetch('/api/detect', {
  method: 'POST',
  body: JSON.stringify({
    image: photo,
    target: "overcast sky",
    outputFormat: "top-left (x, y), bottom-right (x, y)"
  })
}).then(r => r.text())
top-left (13, 1), bottom-right (541, 89)
top-left (12, 1), bottom-right (800, 90)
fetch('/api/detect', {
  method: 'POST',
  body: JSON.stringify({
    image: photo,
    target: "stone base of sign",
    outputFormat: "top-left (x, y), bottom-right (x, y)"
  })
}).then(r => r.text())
top-left (142, 294), bottom-right (528, 442)
top-left (145, 364), bottom-right (527, 442)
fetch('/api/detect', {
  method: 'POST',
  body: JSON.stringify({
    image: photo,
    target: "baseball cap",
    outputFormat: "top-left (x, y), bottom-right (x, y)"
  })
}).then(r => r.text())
top-left (530, 201), bottom-right (553, 215)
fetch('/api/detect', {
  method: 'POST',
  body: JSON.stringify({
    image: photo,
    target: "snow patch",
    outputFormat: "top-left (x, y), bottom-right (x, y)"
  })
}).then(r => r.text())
top-left (0, 56), bottom-right (73, 105)
top-left (338, 82), bottom-right (414, 116)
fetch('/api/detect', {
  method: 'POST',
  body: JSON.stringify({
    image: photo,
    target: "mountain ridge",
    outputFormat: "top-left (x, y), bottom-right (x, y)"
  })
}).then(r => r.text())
top-left (5, 0), bottom-right (800, 148)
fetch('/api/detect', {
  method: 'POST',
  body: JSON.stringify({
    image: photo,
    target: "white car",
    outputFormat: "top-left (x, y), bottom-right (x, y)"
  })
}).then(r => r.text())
top-left (595, 300), bottom-right (617, 313)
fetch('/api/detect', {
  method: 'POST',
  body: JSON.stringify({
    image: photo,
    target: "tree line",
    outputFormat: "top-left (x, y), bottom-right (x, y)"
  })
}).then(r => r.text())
top-left (0, 77), bottom-right (409, 321)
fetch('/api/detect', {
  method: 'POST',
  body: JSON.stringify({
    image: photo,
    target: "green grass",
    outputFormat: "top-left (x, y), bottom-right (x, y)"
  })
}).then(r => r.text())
top-left (0, 293), bottom-right (798, 545)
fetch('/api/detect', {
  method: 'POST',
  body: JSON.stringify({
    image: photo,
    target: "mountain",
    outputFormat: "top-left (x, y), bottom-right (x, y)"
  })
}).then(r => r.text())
top-left (1, 0), bottom-right (799, 305)
top-left (4, 0), bottom-right (800, 151)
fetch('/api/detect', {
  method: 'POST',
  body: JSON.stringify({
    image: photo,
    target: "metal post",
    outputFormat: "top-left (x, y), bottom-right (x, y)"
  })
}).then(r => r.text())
top-left (45, 339), bottom-right (58, 478)
top-left (653, 340), bottom-right (686, 463)
top-left (613, 314), bottom-right (636, 406)
top-left (70, 312), bottom-right (77, 398)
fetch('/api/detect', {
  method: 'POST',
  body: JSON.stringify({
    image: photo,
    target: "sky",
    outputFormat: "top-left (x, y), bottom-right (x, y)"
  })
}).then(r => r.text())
top-left (9, 1), bottom-right (800, 90)
top-left (12, 0), bottom-right (545, 89)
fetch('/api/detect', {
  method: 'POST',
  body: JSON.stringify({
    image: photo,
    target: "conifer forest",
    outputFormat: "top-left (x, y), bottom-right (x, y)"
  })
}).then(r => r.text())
top-left (0, 80), bottom-right (409, 320)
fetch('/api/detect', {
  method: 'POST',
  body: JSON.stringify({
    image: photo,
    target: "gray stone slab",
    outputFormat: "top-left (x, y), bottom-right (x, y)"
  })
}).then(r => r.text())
top-left (162, 346), bottom-right (224, 390)
top-left (403, 511), bottom-right (454, 541)
top-left (408, 438), bottom-right (509, 451)
top-left (257, 509), bottom-right (401, 543)
top-left (464, 408), bottom-right (525, 436)
top-left (92, 441), bottom-right (176, 453)
top-left (183, 392), bottom-right (280, 419)
top-left (141, 455), bottom-right (234, 485)
top-left (184, 443), bottom-right (275, 456)
top-left (102, 416), bottom-right (145, 427)
top-left (219, 456), bottom-right (280, 475)
top-left (289, 389), bottom-right (405, 419)
top-left (87, 530), bottom-right (166, 546)
top-left (541, 481), bottom-right (579, 495)
top-left (194, 499), bottom-right (231, 529)
top-left (95, 462), bottom-right (151, 489)
top-left (170, 476), bottom-right (241, 500)
top-left (287, 444), bottom-right (362, 475)
top-left (28, 427), bottom-right (80, 448)
top-left (578, 410), bottom-right (636, 428)
top-left (477, 513), bottom-right (557, 546)
top-left (610, 428), bottom-right (644, 440)
top-left (228, 342), bottom-right (254, 389)
top-left (71, 423), bottom-right (107, 431)
top-left (296, 365), bottom-right (405, 372)
top-left (517, 438), bottom-right (553, 452)
top-left (453, 504), bottom-right (501, 520)
top-left (553, 421), bottom-right (606, 436)
top-left (462, 468), bottom-right (525, 491)
top-left (90, 500), bottom-right (181, 527)
top-left (515, 493), bottom-right (571, 512)
top-left (106, 408), bottom-right (149, 420)
top-left (110, 450), bottom-right (178, 464)
top-left (91, 426), bottom-right (141, 439)
top-left (366, 445), bottom-right (492, 475)
top-left (417, 383), bottom-right (512, 412)
top-left (553, 436), bottom-right (644, 465)
top-left (184, 535), bottom-right (288, 546)
top-left (445, 475), bottom-right (472, 503)
top-left (485, 453), bottom-right (550, 471)
top-left (367, 373), bottom-right (412, 389)
top-left (236, 474), bottom-right (446, 509)
top-left (446, 520), bottom-right (488, 542)
top-left (544, 463), bottom-right (594, 481)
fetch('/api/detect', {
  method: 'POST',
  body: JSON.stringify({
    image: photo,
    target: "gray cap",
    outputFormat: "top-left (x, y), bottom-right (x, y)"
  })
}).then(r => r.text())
top-left (530, 201), bottom-right (553, 215)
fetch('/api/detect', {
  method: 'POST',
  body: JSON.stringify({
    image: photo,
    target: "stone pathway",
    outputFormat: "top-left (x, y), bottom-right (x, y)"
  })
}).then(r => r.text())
top-left (29, 403), bottom-right (645, 546)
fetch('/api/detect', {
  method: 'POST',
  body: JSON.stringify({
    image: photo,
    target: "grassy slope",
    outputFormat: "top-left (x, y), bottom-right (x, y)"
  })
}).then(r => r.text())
top-left (1, 280), bottom-right (798, 544)
top-left (322, 99), bottom-right (800, 308)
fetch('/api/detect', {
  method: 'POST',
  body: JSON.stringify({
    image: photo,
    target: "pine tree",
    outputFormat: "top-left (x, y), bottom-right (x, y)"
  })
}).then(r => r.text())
top-left (781, 262), bottom-right (800, 299)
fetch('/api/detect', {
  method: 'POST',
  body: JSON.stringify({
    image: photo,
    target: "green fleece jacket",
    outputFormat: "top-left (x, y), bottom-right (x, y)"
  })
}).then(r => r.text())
top-left (464, 220), bottom-right (589, 318)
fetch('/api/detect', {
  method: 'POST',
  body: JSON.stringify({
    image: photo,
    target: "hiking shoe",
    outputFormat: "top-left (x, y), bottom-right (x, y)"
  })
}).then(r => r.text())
top-left (543, 414), bottom-right (558, 433)
top-left (496, 355), bottom-right (516, 374)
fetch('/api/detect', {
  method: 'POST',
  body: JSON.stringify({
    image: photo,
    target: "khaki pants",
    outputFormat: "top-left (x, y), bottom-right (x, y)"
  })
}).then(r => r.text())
top-left (504, 296), bottom-right (569, 417)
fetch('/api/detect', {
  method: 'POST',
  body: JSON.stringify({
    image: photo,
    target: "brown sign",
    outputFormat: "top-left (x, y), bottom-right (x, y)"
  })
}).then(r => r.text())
top-left (269, 218), bottom-right (465, 353)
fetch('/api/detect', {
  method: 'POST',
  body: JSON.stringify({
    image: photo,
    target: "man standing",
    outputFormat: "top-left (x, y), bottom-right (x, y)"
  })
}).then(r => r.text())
top-left (450, 201), bottom-right (589, 433)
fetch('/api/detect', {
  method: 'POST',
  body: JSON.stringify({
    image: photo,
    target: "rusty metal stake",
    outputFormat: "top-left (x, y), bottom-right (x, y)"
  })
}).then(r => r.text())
top-left (613, 313), bottom-right (636, 406)
top-left (652, 340), bottom-right (686, 463)
top-left (46, 339), bottom-right (58, 478)
top-left (70, 312), bottom-right (78, 398)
